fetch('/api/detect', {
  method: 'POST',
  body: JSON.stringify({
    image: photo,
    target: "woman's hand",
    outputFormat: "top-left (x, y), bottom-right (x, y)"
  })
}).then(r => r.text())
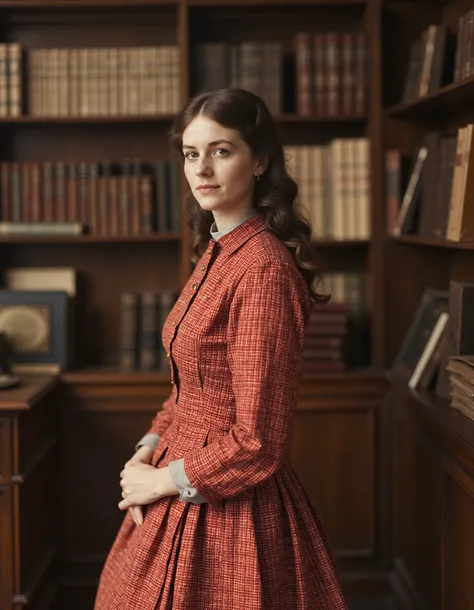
top-left (123, 445), bottom-right (154, 526)
top-left (118, 463), bottom-right (179, 512)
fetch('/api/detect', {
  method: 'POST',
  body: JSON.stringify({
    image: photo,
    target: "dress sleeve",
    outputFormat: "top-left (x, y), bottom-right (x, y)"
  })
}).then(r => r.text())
top-left (168, 459), bottom-right (207, 504)
top-left (135, 433), bottom-right (160, 452)
top-left (183, 263), bottom-right (309, 503)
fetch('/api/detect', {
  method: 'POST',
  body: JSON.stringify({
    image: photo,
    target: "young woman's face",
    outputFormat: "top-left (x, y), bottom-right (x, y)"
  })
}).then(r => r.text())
top-left (182, 115), bottom-right (260, 215)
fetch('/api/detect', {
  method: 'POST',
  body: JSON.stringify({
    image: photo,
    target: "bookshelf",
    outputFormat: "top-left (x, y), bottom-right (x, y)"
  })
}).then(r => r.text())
top-left (0, 1), bottom-right (391, 608)
top-left (389, 234), bottom-right (474, 251)
top-left (0, 0), bottom-right (384, 377)
top-left (388, 72), bottom-right (474, 122)
top-left (384, 0), bottom-right (474, 608)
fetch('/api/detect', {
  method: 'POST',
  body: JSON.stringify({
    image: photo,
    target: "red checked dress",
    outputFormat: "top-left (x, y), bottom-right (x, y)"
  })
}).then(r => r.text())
top-left (94, 213), bottom-right (347, 610)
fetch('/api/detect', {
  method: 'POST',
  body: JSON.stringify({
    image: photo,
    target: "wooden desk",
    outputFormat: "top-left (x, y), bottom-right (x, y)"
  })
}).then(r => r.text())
top-left (0, 376), bottom-right (59, 610)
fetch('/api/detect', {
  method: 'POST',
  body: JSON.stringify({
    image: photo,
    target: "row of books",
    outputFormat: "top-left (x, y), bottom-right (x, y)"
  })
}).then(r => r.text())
top-left (447, 356), bottom-right (474, 421)
top-left (295, 30), bottom-right (366, 117)
top-left (312, 271), bottom-right (370, 370)
top-left (402, 9), bottom-right (474, 103)
top-left (120, 289), bottom-right (178, 373)
top-left (194, 31), bottom-right (367, 117)
top-left (285, 139), bottom-right (371, 241)
top-left (387, 124), bottom-right (474, 242)
top-left (194, 42), bottom-right (282, 115)
top-left (0, 159), bottom-right (181, 236)
top-left (0, 44), bottom-right (180, 118)
top-left (303, 302), bottom-right (347, 372)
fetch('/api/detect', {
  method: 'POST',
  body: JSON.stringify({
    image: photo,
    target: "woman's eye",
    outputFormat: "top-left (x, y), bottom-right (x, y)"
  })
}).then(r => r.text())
top-left (213, 148), bottom-right (228, 157)
top-left (185, 151), bottom-right (198, 160)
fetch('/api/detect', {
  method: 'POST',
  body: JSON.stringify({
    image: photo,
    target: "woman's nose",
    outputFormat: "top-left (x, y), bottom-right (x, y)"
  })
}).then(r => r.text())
top-left (195, 158), bottom-right (212, 176)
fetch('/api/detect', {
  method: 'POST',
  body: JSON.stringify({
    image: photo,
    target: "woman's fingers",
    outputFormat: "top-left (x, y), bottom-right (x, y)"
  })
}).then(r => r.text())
top-left (129, 506), bottom-right (143, 526)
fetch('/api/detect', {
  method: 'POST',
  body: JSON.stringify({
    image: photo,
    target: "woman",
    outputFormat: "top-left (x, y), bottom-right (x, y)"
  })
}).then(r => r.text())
top-left (95, 88), bottom-right (347, 610)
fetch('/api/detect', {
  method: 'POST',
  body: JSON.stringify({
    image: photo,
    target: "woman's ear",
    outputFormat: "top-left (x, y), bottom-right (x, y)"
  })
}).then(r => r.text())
top-left (254, 155), bottom-right (269, 175)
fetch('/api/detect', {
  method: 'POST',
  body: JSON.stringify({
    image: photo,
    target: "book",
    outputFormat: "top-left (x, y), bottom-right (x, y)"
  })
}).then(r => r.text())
top-left (392, 147), bottom-right (428, 236)
top-left (408, 311), bottom-right (448, 389)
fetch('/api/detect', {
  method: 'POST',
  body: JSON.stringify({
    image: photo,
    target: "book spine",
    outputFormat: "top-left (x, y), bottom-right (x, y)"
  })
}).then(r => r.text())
top-left (139, 292), bottom-right (159, 371)
top-left (120, 291), bottom-right (139, 371)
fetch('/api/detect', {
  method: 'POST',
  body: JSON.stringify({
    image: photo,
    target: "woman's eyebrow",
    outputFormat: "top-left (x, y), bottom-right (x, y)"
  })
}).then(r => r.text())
top-left (182, 139), bottom-right (236, 149)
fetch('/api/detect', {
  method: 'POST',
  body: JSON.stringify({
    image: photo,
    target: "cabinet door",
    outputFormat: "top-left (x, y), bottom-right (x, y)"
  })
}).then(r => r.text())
top-left (0, 417), bottom-right (11, 485)
top-left (442, 456), bottom-right (474, 610)
top-left (0, 486), bottom-right (13, 610)
top-left (392, 397), bottom-right (442, 610)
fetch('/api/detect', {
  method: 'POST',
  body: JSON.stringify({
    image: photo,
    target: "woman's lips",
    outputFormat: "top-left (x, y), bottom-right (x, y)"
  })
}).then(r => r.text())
top-left (197, 186), bottom-right (219, 194)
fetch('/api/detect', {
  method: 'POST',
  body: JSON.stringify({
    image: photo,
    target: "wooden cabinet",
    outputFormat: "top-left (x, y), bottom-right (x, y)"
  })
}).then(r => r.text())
top-left (390, 381), bottom-right (474, 610)
top-left (0, 376), bottom-right (59, 610)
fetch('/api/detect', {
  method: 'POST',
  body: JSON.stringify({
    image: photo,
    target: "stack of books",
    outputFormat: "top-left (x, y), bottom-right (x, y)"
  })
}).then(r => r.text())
top-left (447, 355), bottom-right (474, 420)
top-left (303, 303), bottom-right (348, 373)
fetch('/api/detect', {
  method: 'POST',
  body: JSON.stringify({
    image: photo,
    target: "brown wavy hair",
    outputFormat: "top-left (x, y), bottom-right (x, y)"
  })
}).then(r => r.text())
top-left (169, 88), bottom-right (328, 305)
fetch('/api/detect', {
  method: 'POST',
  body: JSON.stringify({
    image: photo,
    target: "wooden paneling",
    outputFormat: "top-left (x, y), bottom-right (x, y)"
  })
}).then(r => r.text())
top-left (291, 406), bottom-right (376, 557)
top-left (55, 376), bottom-right (173, 607)
top-left (50, 373), bottom-right (389, 608)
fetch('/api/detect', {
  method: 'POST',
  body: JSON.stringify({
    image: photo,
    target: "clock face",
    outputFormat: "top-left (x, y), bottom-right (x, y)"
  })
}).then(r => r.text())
top-left (0, 305), bottom-right (50, 353)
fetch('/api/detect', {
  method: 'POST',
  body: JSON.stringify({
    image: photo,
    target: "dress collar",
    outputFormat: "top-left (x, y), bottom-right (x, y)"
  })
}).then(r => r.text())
top-left (209, 211), bottom-right (267, 255)
top-left (210, 207), bottom-right (260, 241)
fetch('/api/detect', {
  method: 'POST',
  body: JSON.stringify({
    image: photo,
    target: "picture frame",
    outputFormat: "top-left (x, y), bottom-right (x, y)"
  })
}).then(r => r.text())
top-left (390, 288), bottom-right (450, 385)
top-left (0, 289), bottom-right (69, 373)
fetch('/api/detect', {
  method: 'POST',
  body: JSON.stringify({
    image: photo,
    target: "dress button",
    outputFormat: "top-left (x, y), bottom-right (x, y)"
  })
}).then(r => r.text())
top-left (192, 283), bottom-right (198, 290)
top-left (207, 249), bottom-right (211, 254)
top-left (166, 353), bottom-right (170, 358)
top-left (201, 265), bottom-right (205, 271)
top-left (172, 321), bottom-right (177, 326)
top-left (171, 380), bottom-right (174, 385)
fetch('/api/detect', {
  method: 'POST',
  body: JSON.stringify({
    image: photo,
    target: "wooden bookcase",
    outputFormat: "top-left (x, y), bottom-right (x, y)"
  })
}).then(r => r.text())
top-left (0, 1), bottom-right (392, 609)
top-left (384, 1), bottom-right (474, 608)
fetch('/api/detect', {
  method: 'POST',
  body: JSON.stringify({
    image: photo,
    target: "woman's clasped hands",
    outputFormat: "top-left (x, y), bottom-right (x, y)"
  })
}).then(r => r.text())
top-left (119, 445), bottom-right (179, 526)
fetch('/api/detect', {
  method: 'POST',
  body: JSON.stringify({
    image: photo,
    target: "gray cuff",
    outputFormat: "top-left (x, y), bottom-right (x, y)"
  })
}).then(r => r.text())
top-left (168, 458), bottom-right (208, 504)
top-left (135, 433), bottom-right (160, 452)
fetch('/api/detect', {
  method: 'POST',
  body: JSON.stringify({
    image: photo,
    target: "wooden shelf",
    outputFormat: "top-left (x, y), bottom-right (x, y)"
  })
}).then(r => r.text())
top-left (0, 375), bottom-right (58, 411)
top-left (389, 375), bottom-right (474, 460)
top-left (302, 368), bottom-right (380, 381)
top-left (388, 234), bottom-right (474, 251)
top-left (0, 114), bottom-right (176, 124)
top-left (188, 0), bottom-right (368, 5)
top-left (275, 114), bottom-right (367, 124)
top-left (0, 233), bottom-right (181, 244)
top-left (316, 238), bottom-right (370, 247)
top-left (61, 367), bottom-right (170, 385)
top-left (0, 113), bottom-right (367, 125)
top-left (60, 366), bottom-right (380, 386)
top-left (0, 0), bottom-right (177, 7)
top-left (388, 74), bottom-right (474, 122)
